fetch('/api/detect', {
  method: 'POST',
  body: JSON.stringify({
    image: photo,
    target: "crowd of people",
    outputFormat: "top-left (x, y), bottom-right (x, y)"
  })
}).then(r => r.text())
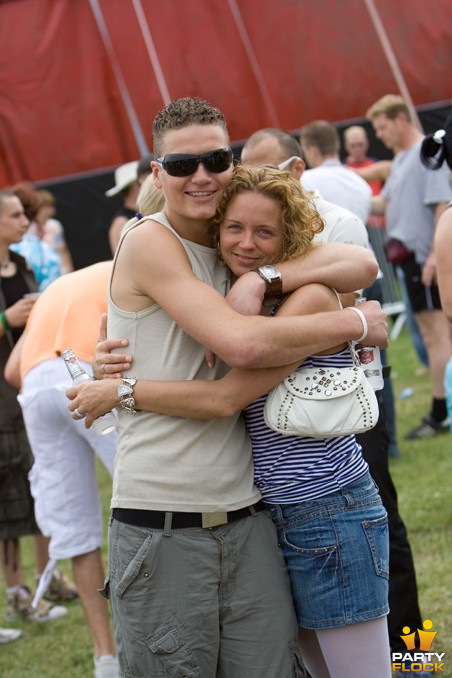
top-left (0, 95), bottom-right (451, 678)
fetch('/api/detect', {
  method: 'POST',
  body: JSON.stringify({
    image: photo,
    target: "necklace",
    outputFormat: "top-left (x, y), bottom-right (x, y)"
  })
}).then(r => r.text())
top-left (0, 251), bottom-right (14, 272)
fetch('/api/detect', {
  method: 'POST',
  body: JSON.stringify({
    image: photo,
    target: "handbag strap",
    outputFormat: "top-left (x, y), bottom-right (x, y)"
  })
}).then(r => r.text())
top-left (331, 287), bottom-right (343, 310)
top-left (331, 289), bottom-right (361, 368)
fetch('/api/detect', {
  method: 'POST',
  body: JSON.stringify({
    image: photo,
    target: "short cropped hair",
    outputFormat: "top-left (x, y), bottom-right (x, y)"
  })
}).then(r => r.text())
top-left (137, 153), bottom-right (155, 179)
top-left (153, 97), bottom-right (229, 156)
top-left (243, 128), bottom-right (302, 160)
top-left (211, 165), bottom-right (324, 263)
top-left (299, 120), bottom-right (340, 156)
top-left (366, 94), bottom-right (412, 122)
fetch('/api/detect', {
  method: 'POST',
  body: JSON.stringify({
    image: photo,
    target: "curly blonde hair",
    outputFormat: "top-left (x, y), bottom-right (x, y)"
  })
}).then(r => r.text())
top-left (211, 165), bottom-right (324, 263)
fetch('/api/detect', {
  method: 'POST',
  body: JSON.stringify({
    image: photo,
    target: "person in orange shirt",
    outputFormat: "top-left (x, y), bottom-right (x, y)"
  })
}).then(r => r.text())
top-left (6, 261), bottom-right (119, 678)
top-left (4, 174), bottom-right (165, 677)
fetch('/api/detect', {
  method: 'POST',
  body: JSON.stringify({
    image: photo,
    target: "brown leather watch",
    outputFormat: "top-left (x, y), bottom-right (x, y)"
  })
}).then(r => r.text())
top-left (258, 265), bottom-right (283, 296)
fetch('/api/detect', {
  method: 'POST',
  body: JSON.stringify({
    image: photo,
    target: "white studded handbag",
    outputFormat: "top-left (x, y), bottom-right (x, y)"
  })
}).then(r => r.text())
top-left (263, 352), bottom-right (379, 438)
top-left (263, 288), bottom-right (379, 438)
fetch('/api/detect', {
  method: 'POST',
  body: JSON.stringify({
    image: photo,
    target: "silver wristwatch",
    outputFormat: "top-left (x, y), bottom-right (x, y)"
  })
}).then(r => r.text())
top-left (118, 377), bottom-right (139, 414)
top-left (258, 265), bottom-right (283, 296)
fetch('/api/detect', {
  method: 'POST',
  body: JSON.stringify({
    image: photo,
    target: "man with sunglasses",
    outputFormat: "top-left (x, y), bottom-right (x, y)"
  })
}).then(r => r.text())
top-left (89, 97), bottom-right (387, 678)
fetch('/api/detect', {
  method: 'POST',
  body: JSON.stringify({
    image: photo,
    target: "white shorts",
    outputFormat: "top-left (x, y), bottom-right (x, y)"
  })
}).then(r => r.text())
top-left (20, 359), bottom-right (117, 560)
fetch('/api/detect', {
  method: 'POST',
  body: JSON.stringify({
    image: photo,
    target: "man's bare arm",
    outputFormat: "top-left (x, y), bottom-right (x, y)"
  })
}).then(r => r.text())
top-left (4, 333), bottom-right (24, 390)
top-left (370, 195), bottom-right (387, 216)
top-left (433, 206), bottom-right (452, 320)
top-left (226, 242), bottom-right (378, 315)
top-left (280, 242), bottom-right (378, 293)
top-left (98, 220), bottom-right (388, 371)
top-left (353, 160), bottom-right (392, 183)
top-left (68, 285), bottom-right (349, 425)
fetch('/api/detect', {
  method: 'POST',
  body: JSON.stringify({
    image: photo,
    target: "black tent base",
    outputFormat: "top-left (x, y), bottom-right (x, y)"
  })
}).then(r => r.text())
top-left (37, 102), bottom-right (451, 271)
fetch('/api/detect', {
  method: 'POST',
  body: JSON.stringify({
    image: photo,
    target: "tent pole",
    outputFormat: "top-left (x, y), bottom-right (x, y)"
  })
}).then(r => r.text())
top-left (364, 0), bottom-right (423, 132)
top-left (227, 0), bottom-right (281, 128)
top-left (88, 0), bottom-right (149, 155)
top-left (131, 0), bottom-right (171, 106)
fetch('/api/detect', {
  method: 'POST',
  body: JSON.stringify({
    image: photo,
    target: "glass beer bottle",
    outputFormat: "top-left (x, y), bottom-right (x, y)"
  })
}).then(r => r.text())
top-left (61, 348), bottom-right (116, 435)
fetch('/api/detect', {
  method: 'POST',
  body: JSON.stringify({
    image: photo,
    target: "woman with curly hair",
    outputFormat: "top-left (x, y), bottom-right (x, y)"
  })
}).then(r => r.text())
top-left (69, 165), bottom-right (391, 678)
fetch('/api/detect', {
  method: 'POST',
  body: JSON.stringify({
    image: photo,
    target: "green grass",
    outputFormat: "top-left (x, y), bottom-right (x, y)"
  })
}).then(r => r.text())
top-left (0, 326), bottom-right (451, 676)
top-left (387, 327), bottom-right (452, 676)
top-left (0, 466), bottom-right (113, 677)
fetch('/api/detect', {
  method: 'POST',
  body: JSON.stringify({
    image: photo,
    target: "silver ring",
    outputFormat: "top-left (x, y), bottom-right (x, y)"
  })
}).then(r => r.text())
top-left (74, 408), bottom-right (85, 420)
top-left (102, 363), bottom-right (107, 374)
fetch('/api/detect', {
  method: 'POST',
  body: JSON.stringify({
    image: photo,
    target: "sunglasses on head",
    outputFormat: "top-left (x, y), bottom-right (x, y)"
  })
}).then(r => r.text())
top-left (157, 148), bottom-right (233, 177)
top-left (277, 156), bottom-right (302, 171)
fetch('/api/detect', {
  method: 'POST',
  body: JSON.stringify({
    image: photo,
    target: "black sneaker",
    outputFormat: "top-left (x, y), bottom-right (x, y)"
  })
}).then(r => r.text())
top-left (405, 414), bottom-right (450, 440)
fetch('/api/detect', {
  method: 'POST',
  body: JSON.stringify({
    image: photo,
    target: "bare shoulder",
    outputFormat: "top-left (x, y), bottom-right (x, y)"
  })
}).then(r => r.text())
top-left (111, 218), bottom-right (193, 310)
top-left (118, 217), bottom-right (191, 265)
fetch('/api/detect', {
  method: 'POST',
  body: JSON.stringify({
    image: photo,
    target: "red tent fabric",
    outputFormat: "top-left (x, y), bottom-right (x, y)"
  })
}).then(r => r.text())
top-left (1, 0), bottom-right (451, 186)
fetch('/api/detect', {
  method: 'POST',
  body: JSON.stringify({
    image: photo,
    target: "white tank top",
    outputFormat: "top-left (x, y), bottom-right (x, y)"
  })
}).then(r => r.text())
top-left (109, 212), bottom-right (260, 512)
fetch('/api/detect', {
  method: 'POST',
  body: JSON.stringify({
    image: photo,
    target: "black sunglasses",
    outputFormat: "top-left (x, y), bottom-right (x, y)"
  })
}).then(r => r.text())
top-left (157, 148), bottom-right (233, 177)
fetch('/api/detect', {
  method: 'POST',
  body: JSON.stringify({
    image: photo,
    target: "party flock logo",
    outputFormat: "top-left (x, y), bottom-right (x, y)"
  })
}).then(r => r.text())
top-left (392, 618), bottom-right (446, 673)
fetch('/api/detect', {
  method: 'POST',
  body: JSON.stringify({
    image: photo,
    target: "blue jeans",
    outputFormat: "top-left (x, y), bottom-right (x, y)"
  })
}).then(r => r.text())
top-left (267, 472), bottom-right (389, 629)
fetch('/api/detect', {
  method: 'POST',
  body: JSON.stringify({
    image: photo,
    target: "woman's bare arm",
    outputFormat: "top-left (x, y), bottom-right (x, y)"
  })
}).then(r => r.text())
top-left (67, 284), bottom-right (345, 427)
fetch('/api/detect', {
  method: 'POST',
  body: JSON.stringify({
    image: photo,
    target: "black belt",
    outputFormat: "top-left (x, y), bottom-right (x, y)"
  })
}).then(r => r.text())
top-left (112, 501), bottom-right (265, 530)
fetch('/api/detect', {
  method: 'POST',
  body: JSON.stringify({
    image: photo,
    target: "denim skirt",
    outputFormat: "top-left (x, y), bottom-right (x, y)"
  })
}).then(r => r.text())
top-left (267, 471), bottom-right (389, 629)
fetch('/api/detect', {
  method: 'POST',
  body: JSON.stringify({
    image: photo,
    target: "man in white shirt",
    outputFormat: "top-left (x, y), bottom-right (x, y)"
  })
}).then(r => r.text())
top-left (241, 127), bottom-right (369, 247)
top-left (299, 120), bottom-right (372, 223)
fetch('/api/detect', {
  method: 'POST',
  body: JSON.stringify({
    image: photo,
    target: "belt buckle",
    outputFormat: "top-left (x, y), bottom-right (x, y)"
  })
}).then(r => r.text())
top-left (202, 511), bottom-right (228, 528)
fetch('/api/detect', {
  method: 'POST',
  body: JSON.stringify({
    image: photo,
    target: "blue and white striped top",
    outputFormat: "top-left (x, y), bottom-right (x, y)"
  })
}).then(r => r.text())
top-left (243, 347), bottom-right (369, 504)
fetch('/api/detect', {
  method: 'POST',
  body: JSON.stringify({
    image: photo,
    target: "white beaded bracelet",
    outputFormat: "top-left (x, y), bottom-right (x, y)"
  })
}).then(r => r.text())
top-left (348, 306), bottom-right (368, 343)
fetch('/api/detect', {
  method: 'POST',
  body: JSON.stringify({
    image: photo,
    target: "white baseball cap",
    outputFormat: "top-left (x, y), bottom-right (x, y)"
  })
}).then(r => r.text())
top-left (105, 161), bottom-right (139, 197)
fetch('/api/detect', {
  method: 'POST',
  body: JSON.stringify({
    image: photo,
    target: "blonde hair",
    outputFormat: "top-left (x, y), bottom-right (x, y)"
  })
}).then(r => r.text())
top-left (211, 165), bottom-right (324, 262)
top-left (137, 174), bottom-right (165, 215)
top-left (119, 174), bottom-right (166, 241)
top-left (366, 94), bottom-right (411, 122)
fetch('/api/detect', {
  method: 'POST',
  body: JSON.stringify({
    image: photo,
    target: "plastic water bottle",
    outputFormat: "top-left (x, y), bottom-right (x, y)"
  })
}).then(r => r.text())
top-left (445, 357), bottom-right (452, 431)
top-left (61, 348), bottom-right (116, 435)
